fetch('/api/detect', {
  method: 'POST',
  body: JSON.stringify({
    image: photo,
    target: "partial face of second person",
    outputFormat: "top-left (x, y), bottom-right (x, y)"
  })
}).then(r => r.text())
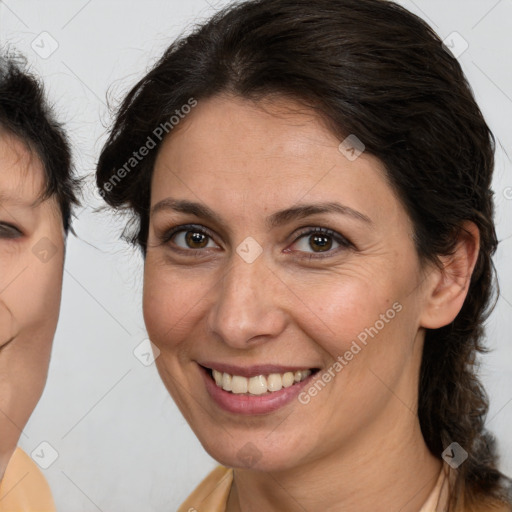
top-left (143, 94), bottom-right (455, 472)
top-left (0, 131), bottom-right (64, 475)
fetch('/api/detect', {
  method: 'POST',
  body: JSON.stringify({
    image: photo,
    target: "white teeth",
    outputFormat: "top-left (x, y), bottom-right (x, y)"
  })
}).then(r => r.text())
top-left (248, 375), bottom-right (267, 395)
top-left (231, 375), bottom-right (248, 394)
top-left (210, 368), bottom-right (312, 395)
top-left (221, 372), bottom-right (232, 392)
top-left (267, 373), bottom-right (283, 392)
top-left (213, 370), bottom-right (223, 386)
top-left (282, 372), bottom-right (295, 387)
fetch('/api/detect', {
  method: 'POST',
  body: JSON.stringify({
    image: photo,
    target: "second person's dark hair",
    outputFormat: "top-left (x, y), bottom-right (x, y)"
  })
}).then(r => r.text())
top-left (0, 51), bottom-right (80, 232)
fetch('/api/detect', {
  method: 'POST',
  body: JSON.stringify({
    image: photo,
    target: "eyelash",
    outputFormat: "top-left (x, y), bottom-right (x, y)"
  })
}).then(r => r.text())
top-left (158, 223), bottom-right (352, 260)
top-left (0, 222), bottom-right (23, 239)
top-left (288, 227), bottom-right (352, 259)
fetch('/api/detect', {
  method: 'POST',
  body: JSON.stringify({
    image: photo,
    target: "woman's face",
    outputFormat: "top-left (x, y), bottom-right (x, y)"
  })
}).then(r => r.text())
top-left (144, 95), bottom-right (434, 471)
top-left (0, 132), bottom-right (64, 470)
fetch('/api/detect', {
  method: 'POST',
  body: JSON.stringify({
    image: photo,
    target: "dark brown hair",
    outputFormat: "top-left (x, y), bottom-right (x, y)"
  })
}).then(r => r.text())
top-left (0, 50), bottom-right (80, 232)
top-left (96, 0), bottom-right (511, 508)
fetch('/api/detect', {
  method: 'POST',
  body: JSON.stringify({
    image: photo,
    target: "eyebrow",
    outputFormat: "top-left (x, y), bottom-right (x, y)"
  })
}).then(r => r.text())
top-left (151, 198), bottom-right (372, 229)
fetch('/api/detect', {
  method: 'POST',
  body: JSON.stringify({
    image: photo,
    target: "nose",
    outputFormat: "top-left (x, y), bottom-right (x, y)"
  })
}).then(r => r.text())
top-left (207, 251), bottom-right (288, 349)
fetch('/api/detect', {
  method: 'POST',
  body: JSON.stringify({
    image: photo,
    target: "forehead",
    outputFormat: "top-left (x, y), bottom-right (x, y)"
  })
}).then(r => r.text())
top-left (151, 95), bottom-right (403, 223)
top-left (0, 130), bottom-right (45, 206)
top-left (156, 94), bottom-right (337, 170)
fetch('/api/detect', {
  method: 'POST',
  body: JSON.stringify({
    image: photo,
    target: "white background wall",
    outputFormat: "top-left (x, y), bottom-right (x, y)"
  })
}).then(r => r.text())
top-left (1, 1), bottom-right (511, 510)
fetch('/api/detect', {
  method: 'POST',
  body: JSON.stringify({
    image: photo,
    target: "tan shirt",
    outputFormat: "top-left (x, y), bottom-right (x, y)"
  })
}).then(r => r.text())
top-left (177, 463), bottom-right (508, 512)
top-left (0, 448), bottom-right (55, 512)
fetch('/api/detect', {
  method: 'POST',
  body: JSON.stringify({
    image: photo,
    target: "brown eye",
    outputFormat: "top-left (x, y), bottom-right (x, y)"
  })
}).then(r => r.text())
top-left (309, 234), bottom-right (333, 252)
top-left (184, 231), bottom-right (209, 249)
top-left (161, 224), bottom-right (218, 252)
top-left (288, 227), bottom-right (352, 258)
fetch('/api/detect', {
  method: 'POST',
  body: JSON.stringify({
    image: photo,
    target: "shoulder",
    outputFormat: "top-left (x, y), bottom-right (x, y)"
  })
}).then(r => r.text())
top-left (177, 465), bottom-right (234, 512)
top-left (0, 447), bottom-right (55, 512)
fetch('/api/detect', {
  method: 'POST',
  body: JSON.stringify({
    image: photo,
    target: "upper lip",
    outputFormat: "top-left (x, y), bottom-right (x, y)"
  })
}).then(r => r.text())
top-left (198, 361), bottom-right (318, 378)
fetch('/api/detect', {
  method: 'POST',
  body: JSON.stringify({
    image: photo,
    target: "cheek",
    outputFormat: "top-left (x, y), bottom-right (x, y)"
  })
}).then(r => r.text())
top-left (285, 269), bottom-right (393, 354)
top-left (292, 275), bottom-right (419, 422)
top-left (0, 300), bottom-right (15, 345)
top-left (287, 266), bottom-right (417, 405)
top-left (0, 214), bottom-right (64, 348)
top-left (0, 240), bottom-right (64, 448)
top-left (142, 255), bottom-right (211, 349)
top-left (0, 253), bottom-right (64, 353)
top-left (142, 260), bottom-right (180, 348)
top-left (26, 263), bottom-right (64, 334)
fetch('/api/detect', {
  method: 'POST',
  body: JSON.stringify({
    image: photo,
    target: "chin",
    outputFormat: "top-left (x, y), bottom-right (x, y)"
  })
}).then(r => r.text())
top-left (198, 427), bottom-right (307, 472)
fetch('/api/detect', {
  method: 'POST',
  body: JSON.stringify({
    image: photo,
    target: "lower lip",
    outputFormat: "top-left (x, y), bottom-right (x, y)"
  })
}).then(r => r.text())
top-left (199, 364), bottom-right (316, 415)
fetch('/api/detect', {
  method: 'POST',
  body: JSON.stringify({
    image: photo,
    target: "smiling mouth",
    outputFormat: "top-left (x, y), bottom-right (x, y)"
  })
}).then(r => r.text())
top-left (202, 365), bottom-right (320, 396)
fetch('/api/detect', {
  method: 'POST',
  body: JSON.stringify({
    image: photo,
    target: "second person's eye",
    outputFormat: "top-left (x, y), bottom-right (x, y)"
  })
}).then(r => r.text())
top-left (287, 227), bottom-right (352, 258)
top-left (162, 224), bottom-right (219, 252)
top-left (0, 222), bottom-right (23, 240)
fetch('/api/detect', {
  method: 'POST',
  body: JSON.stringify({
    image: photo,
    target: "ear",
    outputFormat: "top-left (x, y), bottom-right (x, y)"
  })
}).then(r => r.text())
top-left (419, 221), bottom-right (480, 329)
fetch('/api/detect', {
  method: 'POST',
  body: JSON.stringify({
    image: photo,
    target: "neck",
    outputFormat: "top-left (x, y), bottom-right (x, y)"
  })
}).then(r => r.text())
top-left (0, 451), bottom-right (13, 484)
top-left (227, 408), bottom-right (442, 512)
top-left (0, 417), bottom-right (18, 484)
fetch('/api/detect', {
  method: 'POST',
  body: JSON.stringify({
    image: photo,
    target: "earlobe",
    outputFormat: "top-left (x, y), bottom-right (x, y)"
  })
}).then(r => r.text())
top-left (420, 221), bottom-right (480, 330)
